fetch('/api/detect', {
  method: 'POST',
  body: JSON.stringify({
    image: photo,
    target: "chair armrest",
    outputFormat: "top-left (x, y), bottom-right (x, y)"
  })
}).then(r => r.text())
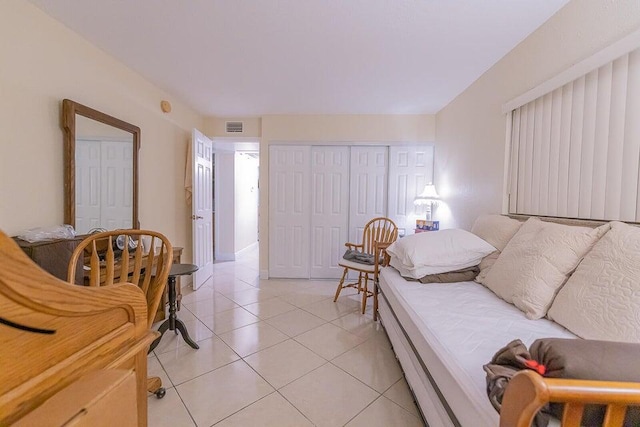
top-left (373, 241), bottom-right (392, 278)
top-left (344, 243), bottom-right (363, 250)
top-left (500, 370), bottom-right (640, 427)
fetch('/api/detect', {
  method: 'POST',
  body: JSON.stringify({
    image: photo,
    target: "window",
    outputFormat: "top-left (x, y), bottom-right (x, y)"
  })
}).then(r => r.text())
top-left (506, 41), bottom-right (640, 222)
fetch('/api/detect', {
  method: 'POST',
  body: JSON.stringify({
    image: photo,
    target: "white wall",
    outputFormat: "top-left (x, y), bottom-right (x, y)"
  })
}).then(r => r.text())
top-left (215, 152), bottom-right (236, 260)
top-left (234, 153), bottom-right (259, 252)
top-left (0, 0), bottom-right (204, 260)
top-left (204, 117), bottom-right (262, 138)
top-left (258, 114), bottom-right (436, 276)
top-left (435, 0), bottom-right (640, 230)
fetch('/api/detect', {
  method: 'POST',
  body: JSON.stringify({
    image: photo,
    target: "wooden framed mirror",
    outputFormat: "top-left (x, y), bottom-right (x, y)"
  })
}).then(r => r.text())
top-left (63, 99), bottom-right (140, 234)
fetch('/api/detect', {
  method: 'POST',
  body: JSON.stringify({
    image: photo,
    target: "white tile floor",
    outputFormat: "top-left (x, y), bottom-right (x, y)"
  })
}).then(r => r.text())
top-left (147, 247), bottom-right (422, 427)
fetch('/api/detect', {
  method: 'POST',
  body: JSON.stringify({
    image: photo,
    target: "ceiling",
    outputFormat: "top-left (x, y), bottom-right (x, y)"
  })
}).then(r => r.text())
top-left (29, 0), bottom-right (569, 117)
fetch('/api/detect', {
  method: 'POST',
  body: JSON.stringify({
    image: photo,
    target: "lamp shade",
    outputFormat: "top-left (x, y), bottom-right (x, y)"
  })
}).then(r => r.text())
top-left (414, 184), bottom-right (439, 206)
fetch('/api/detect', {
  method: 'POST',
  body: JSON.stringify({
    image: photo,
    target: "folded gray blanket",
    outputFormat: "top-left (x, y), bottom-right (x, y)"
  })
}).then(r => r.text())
top-left (484, 338), bottom-right (640, 427)
top-left (342, 249), bottom-right (382, 265)
top-left (415, 266), bottom-right (479, 283)
top-left (531, 338), bottom-right (640, 427)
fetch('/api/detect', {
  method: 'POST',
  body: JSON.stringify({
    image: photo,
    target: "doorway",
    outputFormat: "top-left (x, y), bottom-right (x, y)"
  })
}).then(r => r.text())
top-left (212, 139), bottom-right (260, 261)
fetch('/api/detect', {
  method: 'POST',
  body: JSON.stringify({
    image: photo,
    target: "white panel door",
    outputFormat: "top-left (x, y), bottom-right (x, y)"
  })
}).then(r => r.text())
top-left (269, 145), bottom-right (311, 278)
top-left (101, 140), bottom-right (133, 230)
top-left (349, 146), bottom-right (388, 244)
top-left (75, 140), bottom-right (102, 234)
top-left (310, 146), bottom-right (350, 279)
top-left (192, 129), bottom-right (214, 289)
top-left (388, 145), bottom-right (434, 236)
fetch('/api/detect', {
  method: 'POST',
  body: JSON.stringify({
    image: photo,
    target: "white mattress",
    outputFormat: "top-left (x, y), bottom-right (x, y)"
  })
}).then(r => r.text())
top-left (378, 267), bottom-right (576, 427)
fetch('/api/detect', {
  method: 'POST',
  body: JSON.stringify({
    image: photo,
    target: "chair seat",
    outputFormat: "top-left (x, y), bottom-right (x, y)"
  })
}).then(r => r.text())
top-left (338, 259), bottom-right (376, 273)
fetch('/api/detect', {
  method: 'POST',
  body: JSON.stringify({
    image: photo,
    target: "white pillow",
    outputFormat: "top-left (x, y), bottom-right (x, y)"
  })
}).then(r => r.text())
top-left (386, 229), bottom-right (495, 279)
top-left (548, 222), bottom-right (640, 343)
top-left (479, 217), bottom-right (610, 319)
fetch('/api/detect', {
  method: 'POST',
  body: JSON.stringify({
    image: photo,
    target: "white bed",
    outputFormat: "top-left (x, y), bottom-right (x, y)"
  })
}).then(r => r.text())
top-left (377, 266), bottom-right (576, 427)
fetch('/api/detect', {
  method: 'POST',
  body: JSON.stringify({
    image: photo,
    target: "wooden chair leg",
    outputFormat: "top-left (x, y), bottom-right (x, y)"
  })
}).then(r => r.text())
top-left (334, 268), bottom-right (348, 302)
top-left (373, 282), bottom-right (379, 321)
top-left (147, 376), bottom-right (161, 393)
top-left (147, 376), bottom-right (166, 398)
top-left (362, 274), bottom-right (369, 314)
top-left (357, 272), bottom-right (363, 294)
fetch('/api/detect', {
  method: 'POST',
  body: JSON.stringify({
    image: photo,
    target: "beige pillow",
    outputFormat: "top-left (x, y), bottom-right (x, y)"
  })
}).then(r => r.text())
top-left (475, 252), bottom-right (499, 283)
top-left (479, 217), bottom-right (610, 319)
top-left (471, 214), bottom-right (523, 281)
top-left (548, 222), bottom-right (640, 343)
top-left (471, 214), bottom-right (523, 251)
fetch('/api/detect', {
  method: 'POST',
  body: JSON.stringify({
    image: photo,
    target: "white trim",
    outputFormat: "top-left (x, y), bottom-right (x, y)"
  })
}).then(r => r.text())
top-left (212, 136), bottom-right (261, 143)
top-left (259, 269), bottom-right (269, 280)
top-left (502, 28), bottom-right (640, 113)
top-left (267, 140), bottom-right (436, 147)
top-left (502, 112), bottom-right (513, 214)
top-left (212, 136), bottom-right (260, 152)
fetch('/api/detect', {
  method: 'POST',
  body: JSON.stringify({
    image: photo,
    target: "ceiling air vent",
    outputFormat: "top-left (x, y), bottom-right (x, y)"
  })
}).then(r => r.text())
top-left (226, 121), bottom-right (243, 133)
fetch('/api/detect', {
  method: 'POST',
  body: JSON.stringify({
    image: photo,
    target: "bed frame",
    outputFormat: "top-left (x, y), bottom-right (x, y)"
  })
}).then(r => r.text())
top-left (0, 230), bottom-right (157, 425)
top-left (373, 217), bottom-right (640, 427)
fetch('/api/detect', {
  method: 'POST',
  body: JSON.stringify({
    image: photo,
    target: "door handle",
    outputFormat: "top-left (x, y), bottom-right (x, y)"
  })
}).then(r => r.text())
top-left (191, 215), bottom-right (204, 220)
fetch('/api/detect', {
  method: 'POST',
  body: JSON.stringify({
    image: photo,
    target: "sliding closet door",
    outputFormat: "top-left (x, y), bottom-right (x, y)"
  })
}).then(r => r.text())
top-left (310, 147), bottom-right (350, 279)
top-left (349, 146), bottom-right (388, 243)
top-left (269, 145), bottom-right (311, 278)
top-left (388, 145), bottom-right (434, 236)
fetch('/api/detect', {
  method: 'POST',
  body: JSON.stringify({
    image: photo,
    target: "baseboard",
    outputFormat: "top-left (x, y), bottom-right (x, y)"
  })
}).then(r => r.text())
top-left (259, 269), bottom-right (269, 280)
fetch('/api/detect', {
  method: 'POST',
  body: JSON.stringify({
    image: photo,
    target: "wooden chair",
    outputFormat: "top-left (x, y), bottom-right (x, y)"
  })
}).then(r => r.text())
top-left (334, 217), bottom-right (398, 314)
top-left (68, 229), bottom-right (173, 398)
top-left (0, 230), bottom-right (155, 426)
top-left (500, 370), bottom-right (640, 427)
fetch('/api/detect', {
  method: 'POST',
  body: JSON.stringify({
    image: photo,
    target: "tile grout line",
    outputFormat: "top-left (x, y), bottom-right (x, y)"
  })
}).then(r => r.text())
top-left (150, 265), bottom-right (419, 426)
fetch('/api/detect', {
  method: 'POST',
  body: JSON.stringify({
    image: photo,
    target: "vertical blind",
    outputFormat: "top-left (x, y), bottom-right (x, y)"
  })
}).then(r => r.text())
top-left (509, 47), bottom-right (640, 222)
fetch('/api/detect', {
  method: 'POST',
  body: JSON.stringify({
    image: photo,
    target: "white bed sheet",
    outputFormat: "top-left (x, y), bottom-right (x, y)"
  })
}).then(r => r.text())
top-left (379, 267), bottom-right (576, 426)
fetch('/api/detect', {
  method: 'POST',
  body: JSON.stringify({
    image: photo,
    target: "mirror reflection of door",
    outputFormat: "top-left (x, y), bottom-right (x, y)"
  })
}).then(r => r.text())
top-left (75, 139), bottom-right (133, 233)
top-left (74, 115), bottom-right (134, 234)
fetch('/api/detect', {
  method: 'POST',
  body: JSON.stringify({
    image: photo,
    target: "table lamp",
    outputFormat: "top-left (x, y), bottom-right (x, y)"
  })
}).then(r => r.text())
top-left (414, 184), bottom-right (440, 221)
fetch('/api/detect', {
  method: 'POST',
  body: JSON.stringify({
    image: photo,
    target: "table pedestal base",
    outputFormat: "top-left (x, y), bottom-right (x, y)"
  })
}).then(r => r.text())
top-left (149, 275), bottom-right (199, 351)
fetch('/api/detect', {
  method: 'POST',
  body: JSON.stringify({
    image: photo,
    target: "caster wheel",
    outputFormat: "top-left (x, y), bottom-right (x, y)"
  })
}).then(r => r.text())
top-left (155, 388), bottom-right (166, 399)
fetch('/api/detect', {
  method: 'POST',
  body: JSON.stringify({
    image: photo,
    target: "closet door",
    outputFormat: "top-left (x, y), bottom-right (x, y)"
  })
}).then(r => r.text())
top-left (349, 146), bottom-right (388, 244)
top-left (310, 147), bottom-right (350, 279)
top-left (388, 145), bottom-right (434, 236)
top-left (269, 146), bottom-right (311, 278)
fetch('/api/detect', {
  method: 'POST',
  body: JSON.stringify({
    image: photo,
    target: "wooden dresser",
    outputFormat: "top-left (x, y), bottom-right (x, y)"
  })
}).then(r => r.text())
top-left (14, 236), bottom-right (184, 323)
top-left (13, 236), bottom-right (85, 283)
top-left (0, 230), bottom-right (156, 426)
